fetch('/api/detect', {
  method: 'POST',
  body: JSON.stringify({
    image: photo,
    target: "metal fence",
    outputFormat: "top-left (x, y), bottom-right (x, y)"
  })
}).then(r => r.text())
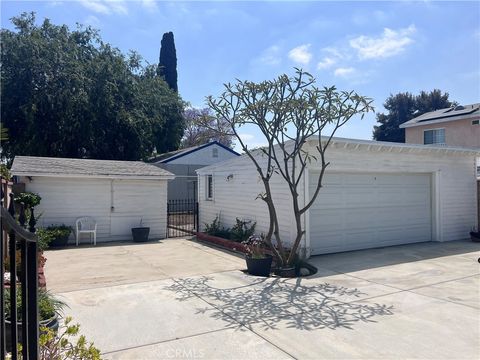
top-left (1, 193), bottom-right (39, 360)
top-left (167, 199), bottom-right (198, 238)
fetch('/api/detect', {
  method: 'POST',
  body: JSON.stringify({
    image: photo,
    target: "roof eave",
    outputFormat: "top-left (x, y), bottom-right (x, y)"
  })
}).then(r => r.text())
top-left (160, 141), bottom-right (240, 163)
top-left (12, 172), bottom-right (175, 180)
top-left (400, 114), bottom-right (480, 128)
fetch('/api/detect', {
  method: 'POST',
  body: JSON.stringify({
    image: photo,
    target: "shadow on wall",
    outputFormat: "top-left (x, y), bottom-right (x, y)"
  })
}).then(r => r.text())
top-left (166, 276), bottom-right (394, 331)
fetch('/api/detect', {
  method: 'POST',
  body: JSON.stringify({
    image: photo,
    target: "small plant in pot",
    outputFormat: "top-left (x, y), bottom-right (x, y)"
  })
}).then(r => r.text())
top-left (38, 224), bottom-right (72, 248)
top-left (470, 227), bottom-right (480, 242)
top-left (132, 218), bottom-right (150, 242)
top-left (242, 234), bottom-right (272, 277)
top-left (5, 288), bottom-right (66, 352)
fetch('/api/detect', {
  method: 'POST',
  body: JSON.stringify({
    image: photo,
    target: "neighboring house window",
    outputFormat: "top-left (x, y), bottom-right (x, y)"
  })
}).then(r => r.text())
top-left (206, 175), bottom-right (213, 200)
top-left (472, 120), bottom-right (479, 125)
top-left (477, 166), bottom-right (480, 178)
top-left (212, 148), bottom-right (218, 158)
top-left (424, 129), bottom-right (445, 145)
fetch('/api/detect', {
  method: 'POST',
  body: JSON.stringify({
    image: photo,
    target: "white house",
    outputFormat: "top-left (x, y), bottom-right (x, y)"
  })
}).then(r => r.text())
top-left (151, 141), bottom-right (239, 201)
top-left (11, 156), bottom-right (174, 243)
top-left (197, 137), bottom-right (479, 257)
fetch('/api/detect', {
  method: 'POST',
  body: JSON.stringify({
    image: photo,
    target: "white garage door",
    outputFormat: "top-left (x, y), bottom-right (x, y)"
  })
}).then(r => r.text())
top-left (309, 172), bottom-right (432, 255)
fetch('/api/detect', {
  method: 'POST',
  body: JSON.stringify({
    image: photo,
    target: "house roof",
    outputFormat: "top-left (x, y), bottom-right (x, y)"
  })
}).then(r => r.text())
top-left (197, 136), bottom-right (480, 174)
top-left (148, 141), bottom-right (240, 164)
top-left (400, 103), bottom-right (480, 128)
top-left (11, 156), bottom-right (174, 180)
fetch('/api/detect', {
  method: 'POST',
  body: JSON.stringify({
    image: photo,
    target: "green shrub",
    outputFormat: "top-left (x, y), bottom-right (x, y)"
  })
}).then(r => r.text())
top-left (14, 192), bottom-right (41, 208)
top-left (231, 218), bottom-right (256, 242)
top-left (39, 316), bottom-right (102, 360)
top-left (37, 225), bottom-right (72, 251)
top-left (204, 216), bottom-right (231, 239)
top-left (0, 164), bottom-right (11, 180)
top-left (5, 288), bottom-right (66, 321)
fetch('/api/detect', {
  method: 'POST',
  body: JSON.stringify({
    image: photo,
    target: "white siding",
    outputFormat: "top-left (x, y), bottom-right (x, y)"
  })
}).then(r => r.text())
top-left (21, 176), bottom-right (168, 243)
top-left (197, 154), bottom-right (296, 244)
top-left (165, 144), bottom-right (238, 165)
top-left (198, 141), bottom-right (478, 257)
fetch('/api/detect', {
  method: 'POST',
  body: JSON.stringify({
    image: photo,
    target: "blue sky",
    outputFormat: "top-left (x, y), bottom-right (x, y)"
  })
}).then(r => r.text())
top-left (2, 1), bottom-right (479, 149)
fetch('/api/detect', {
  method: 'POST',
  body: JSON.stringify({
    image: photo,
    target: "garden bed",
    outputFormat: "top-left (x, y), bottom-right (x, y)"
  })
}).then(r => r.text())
top-left (195, 231), bottom-right (317, 277)
top-left (195, 232), bottom-right (247, 254)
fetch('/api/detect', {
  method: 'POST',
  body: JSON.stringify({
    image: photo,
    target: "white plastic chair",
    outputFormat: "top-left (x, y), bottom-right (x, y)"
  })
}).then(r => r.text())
top-left (75, 217), bottom-right (97, 246)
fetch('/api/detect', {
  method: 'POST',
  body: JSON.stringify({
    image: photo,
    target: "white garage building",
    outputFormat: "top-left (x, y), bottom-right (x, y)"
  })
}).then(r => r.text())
top-left (12, 156), bottom-right (174, 243)
top-left (197, 137), bottom-right (479, 257)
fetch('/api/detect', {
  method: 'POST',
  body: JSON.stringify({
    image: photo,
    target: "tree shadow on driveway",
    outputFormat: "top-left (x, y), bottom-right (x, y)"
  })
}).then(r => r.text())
top-left (165, 275), bottom-right (394, 331)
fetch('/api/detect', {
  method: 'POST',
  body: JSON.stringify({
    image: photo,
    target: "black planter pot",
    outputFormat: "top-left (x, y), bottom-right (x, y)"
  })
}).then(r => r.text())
top-left (132, 227), bottom-right (150, 242)
top-left (245, 255), bottom-right (272, 277)
top-left (470, 231), bottom-right (480, 242)
top-left (6, 314), bottom-right (59, 352)
top-left (49, 234), bottom-right (71, 247)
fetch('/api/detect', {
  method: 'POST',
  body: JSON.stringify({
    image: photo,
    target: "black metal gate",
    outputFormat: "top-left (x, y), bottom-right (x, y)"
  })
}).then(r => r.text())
top-left (167, 199), bottom-right (199, 237)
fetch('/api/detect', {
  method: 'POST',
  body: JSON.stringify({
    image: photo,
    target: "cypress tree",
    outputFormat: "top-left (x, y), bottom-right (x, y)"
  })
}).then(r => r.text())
top-left (158, 32), bottom-right (178, 92)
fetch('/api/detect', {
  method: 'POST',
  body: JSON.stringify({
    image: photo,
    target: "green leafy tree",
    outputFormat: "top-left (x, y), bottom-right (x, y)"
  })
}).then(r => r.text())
top-left (1, 13), bottom-right (185, 161)
top-left (373, 90), bottom-right (453, 142)
top-left (205, 69), bottom-right (373, 267)
top-left (158, 31), bottom-right (178, 92)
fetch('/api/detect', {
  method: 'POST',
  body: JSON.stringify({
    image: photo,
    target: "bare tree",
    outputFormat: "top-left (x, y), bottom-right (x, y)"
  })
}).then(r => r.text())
top-left (206, 69), bottom-right (373, 268)
top-left (181, 108), bottom-right (234, 148)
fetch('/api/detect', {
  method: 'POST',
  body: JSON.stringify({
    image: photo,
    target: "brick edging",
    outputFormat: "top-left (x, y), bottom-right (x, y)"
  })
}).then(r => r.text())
top-left (195, 232), bottom-right (247, 254)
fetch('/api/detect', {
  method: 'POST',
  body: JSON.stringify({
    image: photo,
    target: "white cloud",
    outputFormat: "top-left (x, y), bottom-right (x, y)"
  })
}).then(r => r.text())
top-left (317, 57), bottom-right (336, 70)
top-left (259, 45), bottom-right (281, 66)
top-left (334, 67), bottom-right (356, 78)
top-left (236, 133), bottom-right (267, 151)
top-left (141, 0), bottom-right (159, 13)
top-left (78, 0), bottom-right (128, 15)
top-left (84, 15), bottom-right (100, 27)
top-left (288, 44), bottom-right (312, 65)
top-left (349, 24), bottom-right (416, 60)
top-left (47, 1), bottom-right (64, 6)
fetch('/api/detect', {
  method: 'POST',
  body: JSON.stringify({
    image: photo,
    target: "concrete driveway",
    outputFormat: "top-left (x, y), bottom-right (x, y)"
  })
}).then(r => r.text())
top-left (45, 239), bottom-right (480, 359)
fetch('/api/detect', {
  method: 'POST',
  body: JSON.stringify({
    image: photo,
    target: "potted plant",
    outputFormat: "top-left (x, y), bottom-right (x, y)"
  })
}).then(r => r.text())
top-left (38, 224), bottom-right (73, 248)
top-left (13, 191), bottom-right (41, 210)
top-left (242, 234), bottom-right (272, 277)
top-left (132, 218), bottom-right (150, 242)
top-left (5, 288), bottom-right (66, 351)
top-left (470, 227), bottom-right (480, 242)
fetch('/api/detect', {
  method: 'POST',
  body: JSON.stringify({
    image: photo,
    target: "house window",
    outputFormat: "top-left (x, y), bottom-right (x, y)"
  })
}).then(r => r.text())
top-left (472, 120), bottom-right (479, 125)
top-left (212, 148), bottom-right (218, 158)
top-left (477, 166), bottom-right (480, 178)
top-left (206, 175), bottom-right (213, 200)
top-left (424, 129), bottom-right (445, 145)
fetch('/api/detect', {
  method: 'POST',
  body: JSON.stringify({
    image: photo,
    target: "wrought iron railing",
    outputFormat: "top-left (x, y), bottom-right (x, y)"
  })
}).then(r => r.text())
top-left (1, 193), bottom-right (39, 360)
top-left (167, 199), bottom-right (199, 237)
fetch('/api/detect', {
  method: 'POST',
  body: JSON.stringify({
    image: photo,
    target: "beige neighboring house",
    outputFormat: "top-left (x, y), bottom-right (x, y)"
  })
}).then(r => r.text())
top-left (400, 103), bottom-right (480, 178)
top-left (400, 103), bottom-right (479, 147)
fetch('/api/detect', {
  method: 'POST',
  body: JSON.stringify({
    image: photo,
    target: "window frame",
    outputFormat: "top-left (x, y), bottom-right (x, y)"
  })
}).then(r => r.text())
top-left (206, 174), bottom-right (214, 200)
top-left (423, 128), bottom-right (445, 145)
top-left (212, 147), bottom-right (219, 158)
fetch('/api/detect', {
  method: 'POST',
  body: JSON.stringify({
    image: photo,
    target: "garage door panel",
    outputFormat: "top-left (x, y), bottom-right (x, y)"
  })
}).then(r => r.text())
top-left (310, 172), bottom-right (432, 255)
